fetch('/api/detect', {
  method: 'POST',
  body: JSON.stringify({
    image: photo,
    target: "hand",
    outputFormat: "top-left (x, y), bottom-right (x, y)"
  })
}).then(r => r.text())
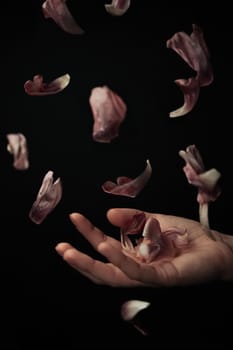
top-left (55, 208), bottom-right (233, 287)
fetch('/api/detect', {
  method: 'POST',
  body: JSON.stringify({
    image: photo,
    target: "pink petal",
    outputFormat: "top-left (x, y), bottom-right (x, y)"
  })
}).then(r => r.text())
top-left (6, 133), bottom-right (29, 170)
top-left (89, 85), bottom-right (127, 143)
top-left (102, 159), bottom-right (152, 197)
top-left (42, 0), bottom-right (84, 35)
top-left (163, 227), bottom-right (188, 248)
top-left (166, 24), bottom-right (213, 86)
top-left (167, 24), bottom-right (213, 117)
top-left (24, 73), bottom-right (70, 96)
top-left (29, 171), bottom-right (62, 224)
top-left (169, 77), bottom-right (200, 118)
top-left (105, 0), bottom-right (130, 16)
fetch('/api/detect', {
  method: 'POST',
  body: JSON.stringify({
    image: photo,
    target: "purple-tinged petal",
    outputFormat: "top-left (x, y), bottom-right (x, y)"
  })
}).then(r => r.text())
top-left (6, 133), bottom-right (29, 170)
top-left (89, 85), bottom-right (127, 143)
top-left (169, 77), bottom-right (200, 118)
top-left (166, 24), bottom-right (213, 86)
top-left (29, 171), bottom-right (62, 224)
top-left (24, 73), bottom-right (70, 96)
top-left (105, 0), bottom-right (130, 16)
top-left (42, 0), bottom-right (84, 35)
top-left (167, 24), bottom-right (213, 117)
top-left (102, 159), bottom-right (152, 197)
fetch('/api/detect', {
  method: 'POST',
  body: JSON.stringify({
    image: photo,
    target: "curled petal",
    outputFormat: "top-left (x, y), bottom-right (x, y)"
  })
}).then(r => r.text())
top-left (169, 77), bottom-right (200, 118)
top-left (167, 24), bottom-right (213, 117)
top-left (166, 24), bottom-right (213, 86)
top-left (121, 214), bottom-right (190, 262)
top-left (42, 0), bottom-right (84, 35)
top-left (24, 73), bottom-right (70, 96)
top-left (102, 159), bottom-right (152, 197)
top-left (197, 169), bottom-right (221, 204)
top-left (29, 171), bottom-right (62, 224)
top-left (163, 227), bottom-right (188, 248)
top-left (179, 144), bottom-right (204, 173)
top-left (105, 0), bottom-right (130, 16)
top-left (179, 144), bottom-right (221, 205)
top-left (6, 133), bottom-right (29, 170)
top-left (89, 85), bottom-right (127, 143)
top-left (121, 300), bottom-right (150, 321)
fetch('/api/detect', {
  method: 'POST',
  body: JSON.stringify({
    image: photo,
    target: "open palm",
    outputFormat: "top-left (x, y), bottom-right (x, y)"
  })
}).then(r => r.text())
top-left (56, 208), bottom-right (233, 287)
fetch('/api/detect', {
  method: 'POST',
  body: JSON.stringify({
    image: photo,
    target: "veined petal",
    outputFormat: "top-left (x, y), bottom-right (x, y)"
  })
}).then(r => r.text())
top-left (29, 171), bottom-right (62, 224)
top-left (89, 85), bottom-right (127, 143)
top-left (102, 160), bottom-right (152, 197)
top-left (42, 0), bottom-right (84, 34)
top-left (24, 73), bottom-right (70, 96)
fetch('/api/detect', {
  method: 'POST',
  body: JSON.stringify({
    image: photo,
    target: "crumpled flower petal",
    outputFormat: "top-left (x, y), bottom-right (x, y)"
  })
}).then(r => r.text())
top-left (6, 133), bottom-right (29, 170)
top-left (42, 0), bottom-right (84, 35)
top-left (105, 0), bottom-right (130, 16)
top-left (121, 212), bottom-right (188, 263)
top-left (169, 77), bottom-right (200, 118)
top-left (89, 85), bottom-right (127, 143)
top-left (29, 171), bottom-right (62, 224)
top-left (102, 160), bottom-right (152, 198)
top-left (179, 144), bottom-right (221, 204)
top-left (167, 24), bottom-right (213, 117)
top-left (24, 73), bottom-right (70, 96)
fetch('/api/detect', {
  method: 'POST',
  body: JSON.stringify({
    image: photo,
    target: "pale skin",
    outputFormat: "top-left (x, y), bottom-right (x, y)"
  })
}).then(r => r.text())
top-left (55, 208), bottom-right (233, 287)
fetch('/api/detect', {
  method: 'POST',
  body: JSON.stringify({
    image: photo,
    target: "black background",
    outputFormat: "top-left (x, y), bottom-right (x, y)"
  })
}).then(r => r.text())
top-left (1, 1), bottom-right (233, 348)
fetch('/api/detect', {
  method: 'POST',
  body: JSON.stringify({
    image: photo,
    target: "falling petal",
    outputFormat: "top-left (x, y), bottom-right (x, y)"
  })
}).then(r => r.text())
top-left (167, 24), bottom-right (213, 117)
top-left (42, 0), bottom-right (84, 35)
top-left (169, 77), bottom-right (200, 118)
top-left (121, 300), bottom-right (150, 321)
top-left (102, 159), bottom-right (152, 197)
top-left (105, 0), bottom-right (130, 16)
top-left (24, 73), bottom-right (70, 96)
top-left (29, 171), bottom-right (62, 224)
top-left (121, 300), bottom-right (150, 336)
top-left (6, 133), bottom-right (29, 170)
top-left (89, 85), bottom-right (127, 143)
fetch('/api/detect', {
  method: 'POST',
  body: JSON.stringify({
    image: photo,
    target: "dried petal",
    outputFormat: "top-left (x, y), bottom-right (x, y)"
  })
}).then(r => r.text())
top-left (89, 85), bottom-right (127, 143)
top-left (167, 24), bottom-right (213, 117)
top-left (29, 171), bottom-right (62, 224)
top-left (42, 0), bottom-right (84, 34)
top-left (179, 144), bottom-right (221, 204)
top-left (121, 213), bottom-right (188, 262)
top-left (24, 73), bottom-right (70, 96)
top-left (105, 0), bottom-right (130, 16)
top-left (6, 133), bottom-right (29, 170)
top-left (102, 159), bottom-right (152, 198)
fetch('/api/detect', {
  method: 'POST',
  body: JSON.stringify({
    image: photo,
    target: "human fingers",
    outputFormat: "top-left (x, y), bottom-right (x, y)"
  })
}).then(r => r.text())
top-left (55, 242), bottom-right (101, 283)
top-left (69, 212), bottom-right (121, 250)
top-left (55, 242), bottom-right (142, 287)
top-left (107, 208), bottom-right (196, 233)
